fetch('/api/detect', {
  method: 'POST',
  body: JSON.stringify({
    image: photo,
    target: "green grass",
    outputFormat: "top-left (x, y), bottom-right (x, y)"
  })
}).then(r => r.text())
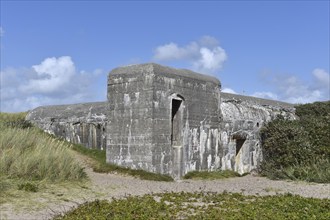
top-left (71, 143), bottom-right (174, 182)
top-left (183, 170), bottom-right (243, 180)
top-left (54, 192), bottom-right (330, 220)
top-left (0, 112), bottom-right (87, 197)
top-left (18, 182), bottom-right (39, 192)
top-left (0, 126), bottom-right (86, 182)
top-left (0, 112), bottom-right (33, 129)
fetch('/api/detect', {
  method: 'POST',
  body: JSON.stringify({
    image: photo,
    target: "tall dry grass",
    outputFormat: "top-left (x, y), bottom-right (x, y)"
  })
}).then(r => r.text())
top-left (0, 112), bottom-right (86, 183)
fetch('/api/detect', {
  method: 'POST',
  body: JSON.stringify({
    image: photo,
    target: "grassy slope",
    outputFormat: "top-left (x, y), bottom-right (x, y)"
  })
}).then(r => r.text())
top-left (0, 112), bottom-right (86, 196)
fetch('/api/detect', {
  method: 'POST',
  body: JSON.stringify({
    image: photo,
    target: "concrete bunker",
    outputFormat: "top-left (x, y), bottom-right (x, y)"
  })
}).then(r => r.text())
top-left (25, 63), bottom-right (296, 180)
top-left (107, 63), bottom-right (222, 179)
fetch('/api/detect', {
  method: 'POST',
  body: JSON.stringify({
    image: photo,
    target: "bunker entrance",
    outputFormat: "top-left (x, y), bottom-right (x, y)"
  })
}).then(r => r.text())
top-left (236, 138), bottom-right (246, 155)
top-left (171, 99), bottom-right (182, 146)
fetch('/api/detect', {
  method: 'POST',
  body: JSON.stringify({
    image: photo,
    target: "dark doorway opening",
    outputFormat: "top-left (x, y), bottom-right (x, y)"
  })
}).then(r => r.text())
top-left (236, 139), bottom-right (246, 155)
top-left (171, 99), bottom-right (182, 146)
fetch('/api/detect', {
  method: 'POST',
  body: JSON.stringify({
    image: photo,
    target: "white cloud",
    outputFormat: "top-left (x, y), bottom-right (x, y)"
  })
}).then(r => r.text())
top-left (153, 42), bottom-right (199, 61)
top-left (251, 92), bottom-right (278, 100)
top-left (251, 68), bottom-right (329, 104)
top-left (20, 56), bottom-right (75, 94)
top-left (0, 56), bottom-right (106, 112)
top-left (312, 68), bottom-right (330, 88)
top-left (153, 36), bottom-right (227, 74)
top-left (285, 90), bottom-right (323, 104)
top-left (193, 47), bottom-right (227, 73)
top-left (222, 87), bottom-right (237, 94)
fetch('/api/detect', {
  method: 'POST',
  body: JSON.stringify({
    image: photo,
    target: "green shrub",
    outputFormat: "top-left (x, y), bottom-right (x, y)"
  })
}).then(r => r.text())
top-left (295, 101), bottom-right (330, 118)
top-left (260, 101), bottom-right (330, 183)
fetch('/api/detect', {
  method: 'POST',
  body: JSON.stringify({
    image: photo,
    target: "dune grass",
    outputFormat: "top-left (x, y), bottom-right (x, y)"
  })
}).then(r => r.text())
top-left (0, 127), bottom-right (86, 182)
top-left (0, 112), bottom-right (86, 196)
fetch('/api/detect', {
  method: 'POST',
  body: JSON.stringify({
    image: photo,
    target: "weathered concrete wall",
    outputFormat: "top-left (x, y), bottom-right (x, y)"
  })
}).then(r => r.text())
top-left (26, 102), bottom-right (108, 150)
top-left (220, 93), bottom-right (296, 174)
top-left (26, 63), bottom-right (297, 179)
top-left (107, 64), bottom-right (222, 179)
top-left (107, 64), bottom-right (155, 172)
top-left (152, 66), bottom-right (221, 178)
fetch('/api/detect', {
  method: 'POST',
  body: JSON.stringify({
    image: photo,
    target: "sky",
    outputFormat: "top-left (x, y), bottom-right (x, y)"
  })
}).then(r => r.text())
top-left (0, 1), bottom-right (329, 112)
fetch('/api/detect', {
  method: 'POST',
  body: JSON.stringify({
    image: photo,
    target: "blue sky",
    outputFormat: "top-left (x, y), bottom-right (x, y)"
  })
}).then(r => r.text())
top-left (1, 1), bottom-right (329, 112)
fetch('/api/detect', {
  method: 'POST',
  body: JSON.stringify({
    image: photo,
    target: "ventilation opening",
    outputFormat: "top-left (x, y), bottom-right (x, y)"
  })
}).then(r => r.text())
top-left (171, 99), bottom-right (182, 145)
top-left (236, 138), bottom-right (246, 155)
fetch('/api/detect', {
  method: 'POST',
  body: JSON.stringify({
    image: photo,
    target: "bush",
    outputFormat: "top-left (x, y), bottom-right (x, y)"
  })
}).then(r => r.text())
top-left (260, 101), bottom-right (330, 183)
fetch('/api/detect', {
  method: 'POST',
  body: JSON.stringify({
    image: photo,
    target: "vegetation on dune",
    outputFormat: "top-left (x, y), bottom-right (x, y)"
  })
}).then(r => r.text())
top-left (0, 112), bottom-right (86, 195)
top-left (183, 170), bottom-right (243, 180)
top-left (71, 143), bottom-right (174, 182)
top-left (0, 127), bottom-right (86, 182)
top-left (0, 112), bottom-right (33, 129)
top-left (260, 101), bottom-right (330, 183)
top-left (54, 192), bottom-right (330, 220)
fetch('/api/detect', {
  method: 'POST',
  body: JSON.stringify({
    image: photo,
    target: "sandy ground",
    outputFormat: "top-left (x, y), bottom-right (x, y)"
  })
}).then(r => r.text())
top-left (1, 155), bottom-right (329, 220)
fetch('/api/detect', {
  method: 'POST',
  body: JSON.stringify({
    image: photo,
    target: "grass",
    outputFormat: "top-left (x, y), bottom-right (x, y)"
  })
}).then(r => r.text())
top-left (54, 192), bottom-right (330, 220)
top-left (0, 126), bottom-right (86, 182)
top-left (0, 179), bottom-right (94, 211)
top-left (17, 182), bottom-right (39, 192)
top-left (71, 143), bottom-right (174, 182)
top-left (0, 112), bottom-right (33, 129)
top-left (183, 170), bottom-right (243, 180)
top-left (0, 112), bottom-right (87, 199)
